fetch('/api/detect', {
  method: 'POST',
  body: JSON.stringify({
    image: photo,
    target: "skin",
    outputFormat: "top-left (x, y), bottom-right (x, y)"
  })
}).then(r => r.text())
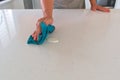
top-left (32, 0), bottom-right (110, 41)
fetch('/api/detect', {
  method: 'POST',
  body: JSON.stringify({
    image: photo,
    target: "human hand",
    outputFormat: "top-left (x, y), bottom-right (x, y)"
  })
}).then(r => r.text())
top-left (91, 5), bottom-right (110, 12)
top-left (32, 17), bottom-right (53, 41)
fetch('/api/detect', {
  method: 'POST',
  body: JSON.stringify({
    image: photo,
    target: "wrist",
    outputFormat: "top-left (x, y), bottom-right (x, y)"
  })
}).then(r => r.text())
top-left (89, 0), bottom-right (97, 7)
top-left (43, 15), bottom-right (53, 19)
top-left (91, 4), bottom-right (97, 8)
top-left (43, 10), bottom-right (53, 18)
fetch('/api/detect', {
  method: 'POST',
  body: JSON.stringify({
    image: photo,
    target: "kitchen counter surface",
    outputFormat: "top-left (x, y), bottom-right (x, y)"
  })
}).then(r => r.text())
top-left (0, 9), bottom-right (120, 80)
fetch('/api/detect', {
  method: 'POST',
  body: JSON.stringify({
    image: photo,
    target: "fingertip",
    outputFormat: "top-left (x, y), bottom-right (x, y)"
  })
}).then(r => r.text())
top-left (105, 9), bottom-right (110, 13)
top-left (46, 22), bottom-right (49, 25)
top-left (92, 9), bottom-right (96, 12)
top-left (91, 8), bottom-right (96, 11)
top-left (43, 21), bottom-right (49, 25)
top-left (107, 9), bottom-right (110, 12)
top-left (34, 36), bottom-right (37, 41)
top-left (33, 37), bottom-right (35, 41)
top-left (32, 34), bottom-right (34, 38)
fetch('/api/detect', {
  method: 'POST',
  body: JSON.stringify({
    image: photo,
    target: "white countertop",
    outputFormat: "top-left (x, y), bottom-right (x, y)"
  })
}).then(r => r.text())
top-left (0, 9), bottom-right (120, 80)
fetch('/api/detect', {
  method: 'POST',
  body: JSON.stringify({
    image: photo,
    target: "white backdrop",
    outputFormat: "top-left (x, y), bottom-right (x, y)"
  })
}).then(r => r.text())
top-left (32, 0), bottom-right (84, 9)
top-left (115, 0), bottom-right (120, 9)
top-left (32, 0), bottom-right (41, 9)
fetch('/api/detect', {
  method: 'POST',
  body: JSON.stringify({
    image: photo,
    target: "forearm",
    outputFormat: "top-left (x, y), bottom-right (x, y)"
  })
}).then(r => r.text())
top-left (89, 0), bottom-right (97, 7)
top-left (40, 0), bottom-right (54, 18)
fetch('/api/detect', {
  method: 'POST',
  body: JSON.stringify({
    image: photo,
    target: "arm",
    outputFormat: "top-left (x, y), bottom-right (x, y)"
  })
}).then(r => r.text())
top-left (41, 0), bottom-right (54, 18)
top-left (89, 0), bottom-right (110, 12)
top-left (37, 0), bottom-right (54, 25)
top-left (89, 0), bottom-right (96, 7)
top-left (32, 0), bottom-right (54, 41)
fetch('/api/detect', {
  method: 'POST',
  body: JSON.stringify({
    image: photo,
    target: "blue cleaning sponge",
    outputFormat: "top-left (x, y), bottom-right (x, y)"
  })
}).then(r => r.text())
top-left (27, 22), bottom-right (55, 45)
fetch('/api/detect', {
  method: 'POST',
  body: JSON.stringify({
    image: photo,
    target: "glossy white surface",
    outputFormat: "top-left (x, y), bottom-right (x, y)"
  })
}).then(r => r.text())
top-left (0, 9), bottom-right (120, 80)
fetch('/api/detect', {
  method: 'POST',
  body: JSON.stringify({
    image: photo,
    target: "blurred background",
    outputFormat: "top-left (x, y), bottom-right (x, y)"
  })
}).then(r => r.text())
top-left (0, 0), bottom-right (119, 9)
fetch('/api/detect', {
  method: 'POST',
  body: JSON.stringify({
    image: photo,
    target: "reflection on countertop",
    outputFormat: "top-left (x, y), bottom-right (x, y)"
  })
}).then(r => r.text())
top-left (0, 10), bottom-right (16, 48)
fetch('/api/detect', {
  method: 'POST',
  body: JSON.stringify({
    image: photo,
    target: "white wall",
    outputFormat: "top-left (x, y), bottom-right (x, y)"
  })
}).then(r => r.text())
top-left (85, 0), bottom-right (91, 9)
top-left (12, 0), bottom-right (24, 9)
top-left (32, 0), bottom-right (85, 9)
top-left (0, 0), bottom-right (24, 9)
top-left (115, 0), bottom-right (120, 9)
top-left (0, 0), bottom-right (13, 9)
top-left (32, 0), bottom-right (41, 9)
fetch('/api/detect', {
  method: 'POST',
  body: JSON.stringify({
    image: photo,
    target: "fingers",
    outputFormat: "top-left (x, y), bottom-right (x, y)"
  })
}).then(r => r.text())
top-left (96, 6), bottom-right (110, 12)
top-left (32, 31), bottom-right (36, 37)
top-left (91, 5), bottom-right (110, 12)
top-left (32, 17), bottom-right (53, 41)
top-left (91, 7), bottom-right (96, 11)
top-left (36, 17), bottom-right (53, 26)
top-left (32, 31), bottom-right (37, 41)
top-left (32, 19), bottom-right (43, 41)
top-left (44, 18), bottom-right (53, 25)
top-left (34, 34), bottom-right (37, 41)
top-left (36, 18), bottom-right (44, 27)
top-left (33, 30), bottom-right (40, 41)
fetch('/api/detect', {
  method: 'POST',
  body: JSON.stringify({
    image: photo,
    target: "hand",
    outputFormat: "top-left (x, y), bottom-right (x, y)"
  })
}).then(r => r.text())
top-left (32, 17), bottom-right (53, 41)
top-left (91, 5), bottom-right (110, 12)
